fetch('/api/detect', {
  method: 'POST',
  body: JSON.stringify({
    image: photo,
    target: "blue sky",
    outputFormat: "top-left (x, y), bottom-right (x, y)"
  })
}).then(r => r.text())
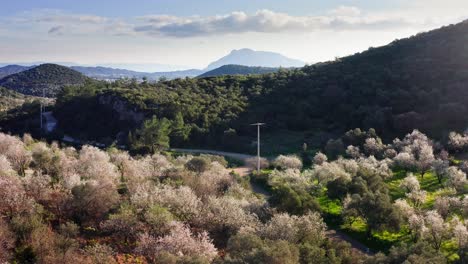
top-left (1, 0), bottom-right (467, 71)
top-left (0, 0), bottom-right (400, 17)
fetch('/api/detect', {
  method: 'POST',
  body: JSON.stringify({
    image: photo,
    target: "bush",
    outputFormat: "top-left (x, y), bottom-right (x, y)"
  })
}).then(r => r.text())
top-left (185, 157), bottom-right (209, 174)
top-left (273, 155), bottom-right (303, 170)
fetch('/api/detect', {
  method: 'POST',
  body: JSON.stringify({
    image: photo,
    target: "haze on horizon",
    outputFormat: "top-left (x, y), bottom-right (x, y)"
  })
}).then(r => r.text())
top-left (1, 0), bottom-right (468, 71)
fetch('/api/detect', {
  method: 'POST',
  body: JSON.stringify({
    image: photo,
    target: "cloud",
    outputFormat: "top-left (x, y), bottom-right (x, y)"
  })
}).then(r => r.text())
top-left (2, 6), bottom-right (453, 39)
top-left (329, 6), bottom-right (362, 17)
top-left (7, 9), bottom-right (131, 36)
top-left (133, 8), bottom-right (428, 38)
top-left (48, 25), bottom-right (64, 35)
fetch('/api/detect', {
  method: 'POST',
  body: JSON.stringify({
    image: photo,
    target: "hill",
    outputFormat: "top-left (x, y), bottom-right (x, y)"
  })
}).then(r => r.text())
top-left (70, 66), bottom-right (146, 80)
top-left (0, 64), bottom-right (89, 96)
top-left (206, 48), bottom-right (305, 70)
top-left (71, 66), bottom-right (204, 80)
top-left (0, 65), bottom-right (34, 79)
top-left (149, 69), bottom-right (204, 79)
top-left (9, 20), bottom-right (468, 153)
top-left (198, 64), bottom-right (280, 77)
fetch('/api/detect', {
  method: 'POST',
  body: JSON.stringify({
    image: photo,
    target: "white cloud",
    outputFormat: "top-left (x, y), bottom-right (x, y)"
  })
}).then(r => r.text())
top-left (329, 6), bottom-right (362, 17)
top-left (133, 8), bottom-right (434, 38)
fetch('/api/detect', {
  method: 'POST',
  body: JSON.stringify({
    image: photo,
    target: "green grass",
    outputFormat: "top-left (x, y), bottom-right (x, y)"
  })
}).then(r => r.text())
top-left (386, 170), bottom-right (446, 203)
top-left (386, 170), bottom-right (407, 200)
top-left (317, 193), bottom-right (342, 216)
top-left (419, 171), bottom-right (443, 192)
top-left (257, 130), bottom-right (312, 156)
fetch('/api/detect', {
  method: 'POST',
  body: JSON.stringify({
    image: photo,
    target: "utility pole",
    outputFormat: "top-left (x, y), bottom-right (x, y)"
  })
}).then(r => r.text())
top-left (40, 88), bottom-right (45, 130)
top-left (250, 123), bottom-right (265, 172)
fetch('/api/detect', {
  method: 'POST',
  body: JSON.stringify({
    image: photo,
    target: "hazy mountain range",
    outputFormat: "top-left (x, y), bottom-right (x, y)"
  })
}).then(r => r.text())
top-left (0, 49), bottom-right (305, 81)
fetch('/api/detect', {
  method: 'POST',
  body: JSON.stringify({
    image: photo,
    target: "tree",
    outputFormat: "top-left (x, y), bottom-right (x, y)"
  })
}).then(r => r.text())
top-left (71, 179), bottom-right (119, 223)
top-left (259, 212), bottom-right (326, 245)
top-left (444, 167), bottom-right (467, 192)
top-left (133, 116), bottom-right (172, 153)
top-left (78, 145), bottom-right (118, 181)
top-left (100, 203), bottom-right (143, 243)
top-left (400, 173), bottom-right (420, 193)
top-left (170, 112), bottom-right (190, 145)
top-left (313, 152), bottom-right (328, 165)
top-left (135, 221), bottom-right (217, 262)
top-left (0, 173), bottom-right (34, 218)
top-left (451, 217), bottom-right (468, 262)
top-left (344, 192), bottom-right (402, 237)
top-left (202, 196), bottom-right (260, 235)
top-left (225, 232), bottom-right (300, 264)
top-left (0, 219), bottom-right (15, 263)
top-left (144, 205), bottom-right (174, 236)
top-left (448, 132), bottom-right (468, 152)
top-left (421, 211), bottom-right (449, 251)
top-left (406, 189), bottom-right (427, 208)
top-left (84, 244), bottom-right (117, 264)
top-left (185, 157), bottom-right (209, 174)
top-left (433, 159), bottom-right (449, 184)
top-left (131, 184), bottom-right (201, 222)
top-left (345, 146), bottom-right (361, 159)
top-left (273, 155), bottom-right (303, 170)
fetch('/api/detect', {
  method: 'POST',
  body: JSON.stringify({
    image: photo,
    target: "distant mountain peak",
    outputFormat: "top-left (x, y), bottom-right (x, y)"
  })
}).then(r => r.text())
top-left (206, 48), bottom-right (305, 70)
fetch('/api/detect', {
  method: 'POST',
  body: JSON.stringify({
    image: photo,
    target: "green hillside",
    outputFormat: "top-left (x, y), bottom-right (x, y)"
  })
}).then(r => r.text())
top-left (198, 64), bottom-right (280, 77)
top-left (0, 63), bottom-right (90, 96)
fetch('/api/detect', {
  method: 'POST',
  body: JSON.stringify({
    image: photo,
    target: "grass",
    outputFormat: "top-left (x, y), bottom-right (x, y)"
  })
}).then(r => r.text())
top-left (386, 169), bottom-right (407, 200)
top-left (386, 170), bottom-right (446, 202)
top-left (257, 130), bottom-right (312, 157)
top-left (317, 193), bottom-right (342, 216)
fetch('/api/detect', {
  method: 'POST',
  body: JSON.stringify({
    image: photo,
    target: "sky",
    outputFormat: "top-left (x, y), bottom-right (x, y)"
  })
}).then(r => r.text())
top-left (1, 0), bottom-right (468, 71)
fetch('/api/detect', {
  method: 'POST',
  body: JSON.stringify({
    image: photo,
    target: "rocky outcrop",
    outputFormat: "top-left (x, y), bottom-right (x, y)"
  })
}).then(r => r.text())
top-left (98, 95), bottom-right (145, 124)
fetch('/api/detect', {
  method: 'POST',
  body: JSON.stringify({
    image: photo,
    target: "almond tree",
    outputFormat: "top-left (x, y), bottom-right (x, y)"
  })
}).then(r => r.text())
top-left (0, 219), bottom-right (15, 263)
top-left (451, 217), bottom-right (467, 260)
top-left (422, 210), bottom-right (449, 251)
top-left (259, 212), bottom-right (326, 245)
top-left (445, 167), bottom-right (467, 192)
top-left (400, 173), bottom-right (420, 193)
top-left (136, 221), bottom-right (217, 262)
top-left (313, 151), bottom-right (328, 165)
top-left (273, 155), bottom-right (303, 170)
top-left (0, 173), bottom-right (35, 218)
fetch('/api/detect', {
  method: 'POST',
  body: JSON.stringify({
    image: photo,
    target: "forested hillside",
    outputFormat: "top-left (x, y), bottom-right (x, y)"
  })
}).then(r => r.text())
top-left (198, 64), bottom-right (280, 77)
top-left (0, 64), bottom-right (89, 96)
top-left (44, 20), bottom-right (468, 153)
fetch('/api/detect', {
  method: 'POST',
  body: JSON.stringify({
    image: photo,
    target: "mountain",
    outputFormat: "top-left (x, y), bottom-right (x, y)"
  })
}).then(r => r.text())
top-left (0, 64), bottom-right (89, 96)
top-left (149, 69), bottom-right (205, 80)
top-left (71, 66), bottom-right (145, 80)
top-left (206, 48), bottom-right (305, 70)
top-left (71, 66), bottom-right (204, 80)
top-left (198, 64), bottom-right (280, 78)
top-left (0, 65), bottom-right (34, 79)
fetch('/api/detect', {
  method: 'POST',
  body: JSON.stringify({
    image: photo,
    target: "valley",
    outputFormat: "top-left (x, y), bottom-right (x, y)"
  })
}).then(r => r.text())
top-left (0, 8), bottom-right (467, 264)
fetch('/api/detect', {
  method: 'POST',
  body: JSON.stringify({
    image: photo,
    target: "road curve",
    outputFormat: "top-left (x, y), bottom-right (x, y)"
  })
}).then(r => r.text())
top-left (170, 148), bottom-right (255, 162)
